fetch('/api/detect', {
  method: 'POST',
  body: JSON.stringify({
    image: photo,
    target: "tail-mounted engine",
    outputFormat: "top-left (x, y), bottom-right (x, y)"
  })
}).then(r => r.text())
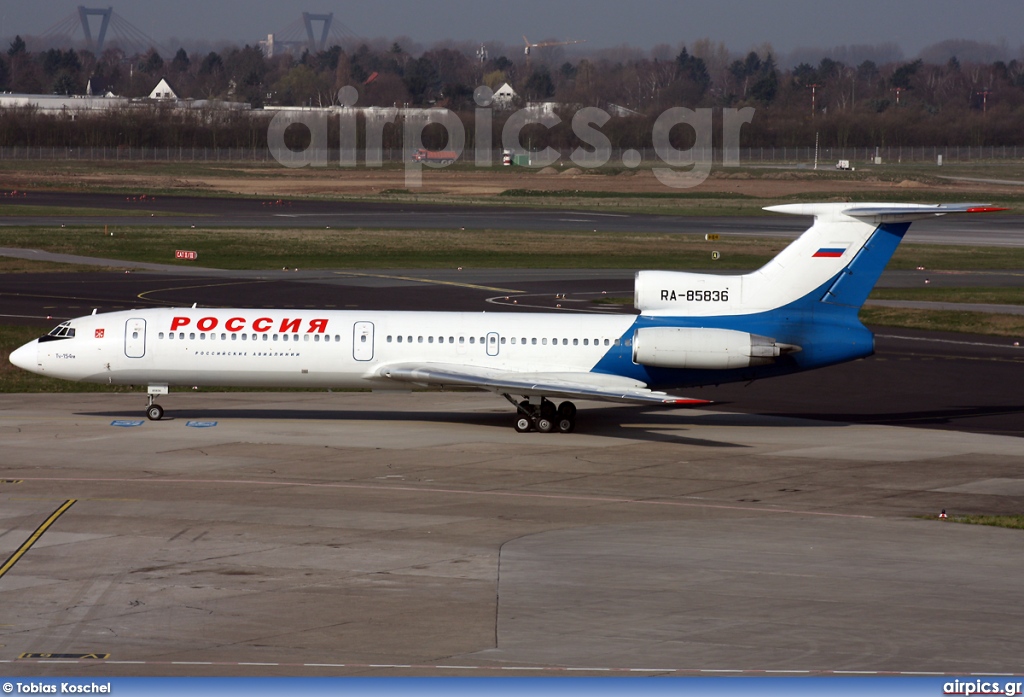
top-left (632, 326), bottom-right (799, 370)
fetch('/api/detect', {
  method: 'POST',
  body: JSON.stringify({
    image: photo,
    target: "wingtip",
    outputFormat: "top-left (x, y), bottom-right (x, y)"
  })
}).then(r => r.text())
top-left (667, 398), bottom-right (713, 406)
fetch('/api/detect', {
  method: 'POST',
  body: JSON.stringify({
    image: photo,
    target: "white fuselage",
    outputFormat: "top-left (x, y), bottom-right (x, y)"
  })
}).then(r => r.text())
top-left (19, 307), bottom-right (637, 389)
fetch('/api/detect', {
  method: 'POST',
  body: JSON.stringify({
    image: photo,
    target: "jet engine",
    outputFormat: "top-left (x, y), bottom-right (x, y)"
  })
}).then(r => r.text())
top-left (632, 327), bottom-right (795, 370)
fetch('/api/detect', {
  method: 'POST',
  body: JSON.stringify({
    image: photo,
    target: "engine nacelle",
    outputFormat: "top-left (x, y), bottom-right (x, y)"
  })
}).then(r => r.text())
top-left (632, 327), bottom-right (786, 370)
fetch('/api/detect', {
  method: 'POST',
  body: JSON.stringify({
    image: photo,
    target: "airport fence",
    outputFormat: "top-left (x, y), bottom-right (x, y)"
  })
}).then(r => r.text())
top-left (1, 145), bottom-right (1023, 166)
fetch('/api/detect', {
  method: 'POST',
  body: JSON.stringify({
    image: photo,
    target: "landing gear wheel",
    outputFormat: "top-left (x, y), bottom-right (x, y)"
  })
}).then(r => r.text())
top-left (540, 399), bottom-right (557, 421)
top-left (557, 401), bottom-right (577, 420)
top-left (514, 416), bottom-right (532, 433)
top-left (536, 417), bottom-right (555, 433)
top-left (146, 404), bottom-right (164, 421)
top-left (557, 417), bottom-right (575, 434)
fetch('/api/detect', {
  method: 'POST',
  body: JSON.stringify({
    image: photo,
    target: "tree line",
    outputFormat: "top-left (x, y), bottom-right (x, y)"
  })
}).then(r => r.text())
top-left (2, 35), bottom-right (1024, 149)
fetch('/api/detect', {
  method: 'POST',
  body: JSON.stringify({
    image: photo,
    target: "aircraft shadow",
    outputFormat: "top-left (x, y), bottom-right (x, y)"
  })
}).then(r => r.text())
top-left (79, 405), bottom-right (765, 448)
top-left (750, 404), bottom-right (1024, 434)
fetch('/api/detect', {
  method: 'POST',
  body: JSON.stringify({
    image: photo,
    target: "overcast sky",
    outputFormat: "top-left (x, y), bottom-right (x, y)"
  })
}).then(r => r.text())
top-left (5, 0), bottom-right (1023, 57)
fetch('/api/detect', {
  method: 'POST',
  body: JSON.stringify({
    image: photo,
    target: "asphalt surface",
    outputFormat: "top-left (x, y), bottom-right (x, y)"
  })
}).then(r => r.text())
top-left (3, 190), bottom-right (1024, 246)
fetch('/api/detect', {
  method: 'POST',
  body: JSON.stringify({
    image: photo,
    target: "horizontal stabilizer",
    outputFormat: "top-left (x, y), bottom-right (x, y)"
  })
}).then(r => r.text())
top-left (765, 202), bottom-right (1008, 224)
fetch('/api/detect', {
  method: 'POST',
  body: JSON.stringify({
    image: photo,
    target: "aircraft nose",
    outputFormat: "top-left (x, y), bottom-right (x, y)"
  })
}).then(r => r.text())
top-left (9, 341), bottom-right (37, 371)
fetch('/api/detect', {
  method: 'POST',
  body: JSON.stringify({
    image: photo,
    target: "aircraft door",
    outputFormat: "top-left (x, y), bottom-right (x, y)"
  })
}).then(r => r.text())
top-left (486, 332), bottom-right (499, 357)
top-left (353, 321), bottom-right (374, 361)
top-left (125, 318), bottom-right (146, 358)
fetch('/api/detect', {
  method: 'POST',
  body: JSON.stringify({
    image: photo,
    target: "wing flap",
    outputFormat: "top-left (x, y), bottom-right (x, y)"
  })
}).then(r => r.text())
top-left (379, 363), bottom-right (710, 406)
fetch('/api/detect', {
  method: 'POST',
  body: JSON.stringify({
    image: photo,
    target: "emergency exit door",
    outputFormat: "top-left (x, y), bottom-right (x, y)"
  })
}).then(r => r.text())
top-left (124, 318), bottom-right (146, 358)
top-left (353, 321), bottom-right (374, 361)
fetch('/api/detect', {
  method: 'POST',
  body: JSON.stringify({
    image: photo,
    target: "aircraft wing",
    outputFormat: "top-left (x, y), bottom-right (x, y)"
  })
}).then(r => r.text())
top-left (378, 363), bottom-right (710, 406)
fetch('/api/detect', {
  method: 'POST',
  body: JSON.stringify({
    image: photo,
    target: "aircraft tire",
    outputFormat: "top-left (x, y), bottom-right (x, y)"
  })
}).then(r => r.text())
top-left (557, 417), bottom-right (575, 434)
top-left (147, 404), bottom-right (164, 421)
top-left (536, 417), bottom-right (555, 433)
top-left (557, 401), bottom-right (577, 420)
top-left (514, 416), bottom-right (532, 433)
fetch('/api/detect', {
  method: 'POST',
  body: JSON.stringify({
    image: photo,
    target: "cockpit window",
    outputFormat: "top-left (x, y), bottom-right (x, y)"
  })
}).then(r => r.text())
top-left (39, 321), bottom-right (75, 343)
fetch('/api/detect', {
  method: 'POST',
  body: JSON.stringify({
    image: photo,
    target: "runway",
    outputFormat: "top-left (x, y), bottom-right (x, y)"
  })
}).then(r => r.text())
top-left (3, 190), bottom-right (1023, 246)
top-left (2, 193), bottom-right (1024, 676)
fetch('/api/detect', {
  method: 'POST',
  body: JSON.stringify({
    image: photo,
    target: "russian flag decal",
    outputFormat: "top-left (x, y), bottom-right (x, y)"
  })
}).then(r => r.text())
top-left (813, 247), bottom-right (847, 258)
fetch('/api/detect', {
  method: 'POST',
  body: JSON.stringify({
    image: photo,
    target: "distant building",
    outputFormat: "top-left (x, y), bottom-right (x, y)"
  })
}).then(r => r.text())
top-left (0, 78), bottom-right (249, 113)
top-left (148, 78), bottom-right (178, 101)
top-left (492, 83), bottom-right (518, 110)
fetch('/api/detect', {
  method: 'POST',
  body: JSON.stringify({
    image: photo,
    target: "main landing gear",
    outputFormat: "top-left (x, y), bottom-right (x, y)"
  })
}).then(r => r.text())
top-left (504, 395), bottom-right (577, 434)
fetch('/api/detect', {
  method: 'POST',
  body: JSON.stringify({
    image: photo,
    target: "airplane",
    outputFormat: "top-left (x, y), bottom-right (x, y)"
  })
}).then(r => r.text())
top-left (8, 202), bottom-right (1006, 433)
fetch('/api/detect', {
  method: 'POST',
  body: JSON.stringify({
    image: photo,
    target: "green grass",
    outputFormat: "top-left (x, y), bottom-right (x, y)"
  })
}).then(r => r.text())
top-left (4, 224), bottom-right (1024, 271)
top-left (931, 514), bottom-right (1024, 530)
top-left (0, 204), bottom-right (182, 217)
top-left (0, 226), bottom-right (786, 270)
top-left (859, 307), bottom-right (1024, 337)
top-left (870, 287), bottom-right (1024, 305)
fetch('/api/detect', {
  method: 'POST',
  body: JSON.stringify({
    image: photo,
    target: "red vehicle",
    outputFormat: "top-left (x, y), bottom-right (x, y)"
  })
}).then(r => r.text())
top-left (411, 149), bottom-right (458, 164)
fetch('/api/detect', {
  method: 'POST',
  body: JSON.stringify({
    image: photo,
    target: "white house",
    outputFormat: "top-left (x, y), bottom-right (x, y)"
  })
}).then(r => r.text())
top-left (492, 82), bottom-right (518, 110)
top-left (148, 78), bottom-right (178, 101)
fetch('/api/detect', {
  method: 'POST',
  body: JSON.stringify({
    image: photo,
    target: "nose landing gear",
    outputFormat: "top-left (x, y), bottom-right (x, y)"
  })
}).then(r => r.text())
top-left (146, 384), bottom-right (168, 421)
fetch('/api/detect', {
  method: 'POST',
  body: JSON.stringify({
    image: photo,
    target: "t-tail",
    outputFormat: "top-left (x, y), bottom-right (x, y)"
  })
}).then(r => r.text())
top-left (621, 202), bottom-right (1007, 384)
top-left (636, 202), bottom-right (1006, 317)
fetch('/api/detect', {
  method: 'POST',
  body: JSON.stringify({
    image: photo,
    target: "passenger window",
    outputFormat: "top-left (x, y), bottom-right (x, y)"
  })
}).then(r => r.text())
top-left (449, 336), bottom-right (454, 343)
top-left (179, 333), bottom-right (185, 339)
top-left (428, 336), bottom-right (433, 343)
top-left (459, 336), bottom-right (465, 344)
top-left (542, 338), bottom-right (547, 345)
top-left (573, 338), bottom-right (578, 345)
top-left (583, 339), bottom-right (588, 346)
top-left (361, 335), bottom-right (367, 343)
top-left (511, 337), bottom-right (516, 345)
top-left (532, 338), bottom-right (537, 345)
top-left (387, 335), bottom-right (392, 342)
top-left (263, 334), bottom-right (269, 341)
top-left (562, 338), bottom-right (568, 345)
top-left (604, 339), bottom-right (610, 346)
top-left (232, 333), bottom-right (237, 340)
top-left (500, 337), bottom-right (506, 344)
top-left (315, 335), bottom-right (320, 342)
top-left (159, 332), bottom-right (164, 339)
top-left (470, 337), bottom-right (475, 344)
top-left (418, 336), bottom-right (423, 343)
top-left (397, 335), bottom-right (403, 343)
top-left (273, 334), bottom-right (278, 341)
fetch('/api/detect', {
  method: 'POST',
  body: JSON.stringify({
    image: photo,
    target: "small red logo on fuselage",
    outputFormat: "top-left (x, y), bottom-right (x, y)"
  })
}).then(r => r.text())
top-left (95, 328), bottom-right (105, 338)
